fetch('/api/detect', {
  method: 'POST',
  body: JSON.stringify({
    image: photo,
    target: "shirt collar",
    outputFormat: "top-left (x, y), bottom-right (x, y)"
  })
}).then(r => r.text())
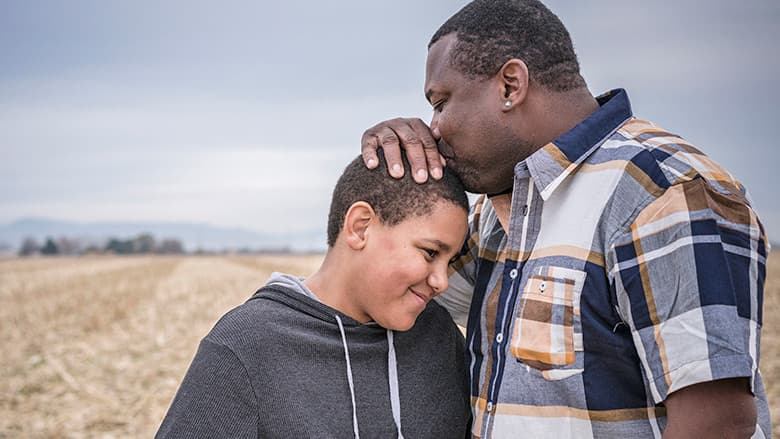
top-left (524, 88), bottom-right (633, 200)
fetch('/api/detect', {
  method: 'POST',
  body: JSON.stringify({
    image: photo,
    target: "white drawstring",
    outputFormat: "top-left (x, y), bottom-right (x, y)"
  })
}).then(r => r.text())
top-left (335, 316), bottom-right (404, 439)
top-left (335, 315), bottom-right (360, 439)
top-left (386, 330), bottom-right (405, 439)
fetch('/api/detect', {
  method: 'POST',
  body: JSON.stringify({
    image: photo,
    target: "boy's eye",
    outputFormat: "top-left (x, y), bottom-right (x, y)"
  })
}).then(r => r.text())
top-left (432, 100), bottom-right (446, 111)
top-left (423, 248), bottom-right (438, 259)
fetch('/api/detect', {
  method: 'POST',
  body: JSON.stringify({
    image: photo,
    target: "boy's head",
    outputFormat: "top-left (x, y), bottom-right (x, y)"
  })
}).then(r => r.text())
top-left (327, 149), bottom-right (469, 247)
top-left (323, 149), bottom-right (469, 331)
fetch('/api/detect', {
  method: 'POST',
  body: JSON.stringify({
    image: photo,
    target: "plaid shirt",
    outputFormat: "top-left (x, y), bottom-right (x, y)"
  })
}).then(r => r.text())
top-left (436, 89), bottom-right (771, 438)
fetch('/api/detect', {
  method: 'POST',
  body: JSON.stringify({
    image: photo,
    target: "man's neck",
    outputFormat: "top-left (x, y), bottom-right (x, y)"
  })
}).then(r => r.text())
top-left (489, 88), bottom-right (600, 230)
top-left (490, 193), bottom-right (513, 234)
top-left (526, 86), bottom-right (600, 150)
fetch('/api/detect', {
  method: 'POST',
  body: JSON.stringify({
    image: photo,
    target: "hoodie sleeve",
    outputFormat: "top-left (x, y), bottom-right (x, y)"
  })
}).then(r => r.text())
top-left (156, 338), bottom-right (258, 439)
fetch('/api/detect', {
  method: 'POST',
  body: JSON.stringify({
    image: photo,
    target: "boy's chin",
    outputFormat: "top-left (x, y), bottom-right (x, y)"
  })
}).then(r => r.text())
top-left (380, 314), bottom-right (420, 332)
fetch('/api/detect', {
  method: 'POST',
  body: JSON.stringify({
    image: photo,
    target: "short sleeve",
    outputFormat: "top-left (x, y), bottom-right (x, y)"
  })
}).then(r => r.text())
top-left (607, 178), bottom-right (768, 403)
top-left (156, 339), bottom-right (259, 438)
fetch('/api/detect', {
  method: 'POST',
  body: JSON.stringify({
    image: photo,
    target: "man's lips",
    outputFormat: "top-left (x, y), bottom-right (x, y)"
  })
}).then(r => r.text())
top-left (437, 140), bottom-right (455, 160)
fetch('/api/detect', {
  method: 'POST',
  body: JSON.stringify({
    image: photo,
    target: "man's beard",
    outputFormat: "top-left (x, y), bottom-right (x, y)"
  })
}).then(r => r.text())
top-left (438, 140), bottom-right (480, 193)
top-left (439, 137), bottom-right (532, 195)
top-left (448, 161), bottom-right (483, 193)
top-left (440, 140), bottom-right (510, 194)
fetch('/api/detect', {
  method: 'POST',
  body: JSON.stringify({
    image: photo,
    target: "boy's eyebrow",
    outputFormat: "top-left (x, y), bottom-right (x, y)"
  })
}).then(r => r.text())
top-left (422, 239), bottom-right (451, 252)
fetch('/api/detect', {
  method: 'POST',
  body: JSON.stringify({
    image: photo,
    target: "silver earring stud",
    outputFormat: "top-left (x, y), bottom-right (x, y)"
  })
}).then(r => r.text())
top-left (504, 101), bottom-right (512, 108)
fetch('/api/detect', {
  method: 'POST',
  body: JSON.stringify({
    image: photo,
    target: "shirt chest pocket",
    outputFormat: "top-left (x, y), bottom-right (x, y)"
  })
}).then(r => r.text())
top-left (510, 266), bottom-right (586, 373)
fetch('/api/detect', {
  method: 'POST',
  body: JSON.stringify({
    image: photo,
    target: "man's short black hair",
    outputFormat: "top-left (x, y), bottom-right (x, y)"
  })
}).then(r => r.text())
top-left (326, 150), bottom-right (469, 247)
top-left (429, 0), bottom-right (586, 92)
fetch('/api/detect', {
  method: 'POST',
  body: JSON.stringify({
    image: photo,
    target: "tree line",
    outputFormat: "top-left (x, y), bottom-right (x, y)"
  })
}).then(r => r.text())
top-left (18, 233), bottom-right (184, 256)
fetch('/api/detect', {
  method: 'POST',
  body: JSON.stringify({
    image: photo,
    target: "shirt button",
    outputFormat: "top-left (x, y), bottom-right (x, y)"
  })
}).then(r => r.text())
top-left (539, 281), bottom-right (547, 292)
top-left (487, 402), bottom-right (494, 412)
top-left (509, 269), bottom-right (518, 279)
top-left (496, 333), bottom-right (503, 343)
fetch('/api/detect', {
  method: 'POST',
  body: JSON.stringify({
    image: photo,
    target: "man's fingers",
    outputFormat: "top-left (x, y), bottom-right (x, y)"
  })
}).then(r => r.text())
top-left (360, 132), bottom-right (380, 169)
top-left (362, 122), bottom-right (404, 177)
top-left (376, 126), bottom-right (405, 178)
top-left (360, 117), bottom-right (438, 181)
top-left (392, 123), bottom-right (429, 182)
top-left (409, 118), bottom-right (443, 180)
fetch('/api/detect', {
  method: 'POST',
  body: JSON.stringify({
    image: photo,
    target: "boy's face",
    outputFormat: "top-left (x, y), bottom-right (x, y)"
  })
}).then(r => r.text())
top-left (351, 200), bottom-right (468, 331)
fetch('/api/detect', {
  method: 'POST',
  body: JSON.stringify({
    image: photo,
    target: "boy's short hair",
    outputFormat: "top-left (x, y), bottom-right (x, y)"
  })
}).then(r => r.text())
top-left (327, 149), bottom-right (469, 247)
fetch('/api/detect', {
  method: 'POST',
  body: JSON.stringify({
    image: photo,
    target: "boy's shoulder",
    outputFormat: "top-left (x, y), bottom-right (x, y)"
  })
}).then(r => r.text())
top-left (202, 290), bottom-right (298, 347)
top-left (418, 299), bottom-right (457, 325)
top-left (403, 299), bottom-right (464, 342)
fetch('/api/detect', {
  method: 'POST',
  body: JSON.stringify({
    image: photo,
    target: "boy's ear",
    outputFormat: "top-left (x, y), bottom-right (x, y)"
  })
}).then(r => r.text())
top-left (343, 201), bottom-right (376, 250)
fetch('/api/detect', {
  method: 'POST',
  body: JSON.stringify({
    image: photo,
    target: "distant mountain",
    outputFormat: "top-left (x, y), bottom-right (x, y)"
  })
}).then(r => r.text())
top-left (0, 218), bottom-right (326, 252)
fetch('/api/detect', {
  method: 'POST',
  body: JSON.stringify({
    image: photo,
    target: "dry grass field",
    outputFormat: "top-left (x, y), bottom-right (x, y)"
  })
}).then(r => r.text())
top-left (0, 255), bottom-right (323, 438)
top-left (1, 253), bottom-right (778, 438)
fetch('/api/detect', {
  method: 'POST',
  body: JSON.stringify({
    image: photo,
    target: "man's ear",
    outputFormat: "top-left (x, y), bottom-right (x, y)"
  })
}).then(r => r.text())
top-left (498, 58), bottom-right (529, 111)
top-left (343, 201), bottom-right (376, 250)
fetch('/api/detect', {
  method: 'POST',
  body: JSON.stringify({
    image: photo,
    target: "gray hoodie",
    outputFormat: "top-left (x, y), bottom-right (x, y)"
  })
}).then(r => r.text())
top-left (156, 273), bottom-right (471, 438)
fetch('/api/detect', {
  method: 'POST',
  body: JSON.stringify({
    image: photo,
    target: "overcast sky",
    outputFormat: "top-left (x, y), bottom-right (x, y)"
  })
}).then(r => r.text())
top-left (2, 0), bottom-right (778, 242)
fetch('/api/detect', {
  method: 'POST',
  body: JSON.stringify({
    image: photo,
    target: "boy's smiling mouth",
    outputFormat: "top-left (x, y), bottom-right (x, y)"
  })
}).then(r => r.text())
top-left (409, 288), bottom-right (431, 305)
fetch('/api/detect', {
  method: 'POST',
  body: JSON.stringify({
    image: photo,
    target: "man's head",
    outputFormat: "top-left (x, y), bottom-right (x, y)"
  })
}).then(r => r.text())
top-left (424, 0), bottom-right (590, 195)
top-left (324, 149), bottom-right (469, 331)
top-left (429, 0), bottom-right (584, 91)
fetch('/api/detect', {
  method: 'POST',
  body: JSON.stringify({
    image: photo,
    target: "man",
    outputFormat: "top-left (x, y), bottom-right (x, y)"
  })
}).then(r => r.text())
top-left (361, 0), bottom-right (771, 437)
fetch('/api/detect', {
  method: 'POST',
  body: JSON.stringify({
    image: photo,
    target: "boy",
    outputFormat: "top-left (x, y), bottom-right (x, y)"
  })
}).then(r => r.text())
top-left (157, 151), bottom-right (472, 438)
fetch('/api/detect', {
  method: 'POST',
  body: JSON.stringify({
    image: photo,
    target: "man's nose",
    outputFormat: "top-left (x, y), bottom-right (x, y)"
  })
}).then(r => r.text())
top-left (429, 113), bottom-right (441, 140)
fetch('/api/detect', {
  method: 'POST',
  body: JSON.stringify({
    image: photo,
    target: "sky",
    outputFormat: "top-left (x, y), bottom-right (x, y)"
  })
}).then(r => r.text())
top-left (1, 0), bottom-right (779, 242)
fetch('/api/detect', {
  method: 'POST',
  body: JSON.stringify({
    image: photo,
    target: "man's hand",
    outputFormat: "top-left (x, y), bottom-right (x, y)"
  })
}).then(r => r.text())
top-left (361, 117), bottom-right (445, 183)
top-left (663, 378), bottom-right (757, 438)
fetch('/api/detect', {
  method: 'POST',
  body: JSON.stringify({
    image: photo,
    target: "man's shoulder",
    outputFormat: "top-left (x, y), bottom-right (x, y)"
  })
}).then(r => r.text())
top-left (591, 117), bottom-right (689, 173)
top-left (598, 118), bottom-right (765, 249)
top-left (600, 117), bottom-right (745, 197)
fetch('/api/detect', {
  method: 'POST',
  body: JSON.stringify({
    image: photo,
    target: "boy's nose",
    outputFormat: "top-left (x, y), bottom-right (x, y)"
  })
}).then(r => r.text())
top-left (428, 265), bottom-right (449, 296)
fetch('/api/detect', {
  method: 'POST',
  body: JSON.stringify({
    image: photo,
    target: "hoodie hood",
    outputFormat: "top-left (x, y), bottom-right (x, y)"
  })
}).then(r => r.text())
top-left (253, 273), bottom-right (405, 439)
top-left (265, 272), bottom-right (321, 302)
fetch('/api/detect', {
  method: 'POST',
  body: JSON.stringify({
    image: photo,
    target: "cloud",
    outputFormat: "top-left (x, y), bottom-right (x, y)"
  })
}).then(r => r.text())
top-left (0, 87), bottom-right (432, 232)
top-left (1, 0), bottom-right (778, 238)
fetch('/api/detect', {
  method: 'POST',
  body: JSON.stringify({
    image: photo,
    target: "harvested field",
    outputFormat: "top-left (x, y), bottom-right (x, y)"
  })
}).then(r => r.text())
top-left (0, 253), bottom-right (778, 437)
top-left (0, 255), bottom-right (322, 438)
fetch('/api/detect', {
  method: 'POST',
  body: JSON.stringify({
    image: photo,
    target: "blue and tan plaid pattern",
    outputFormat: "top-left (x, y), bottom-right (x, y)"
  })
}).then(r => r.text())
top-left (510, 265), bottom-right (585, 368)
top-left (436, 89), bottom-right (771, 438)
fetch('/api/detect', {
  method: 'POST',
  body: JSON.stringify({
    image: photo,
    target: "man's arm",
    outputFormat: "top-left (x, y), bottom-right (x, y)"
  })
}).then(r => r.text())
top-left (663, 378), bottom-right (756, 438)
top-left (361, 117), bottom-right (444, 182)
top-left (608, 178), bottom-right (768, 437)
